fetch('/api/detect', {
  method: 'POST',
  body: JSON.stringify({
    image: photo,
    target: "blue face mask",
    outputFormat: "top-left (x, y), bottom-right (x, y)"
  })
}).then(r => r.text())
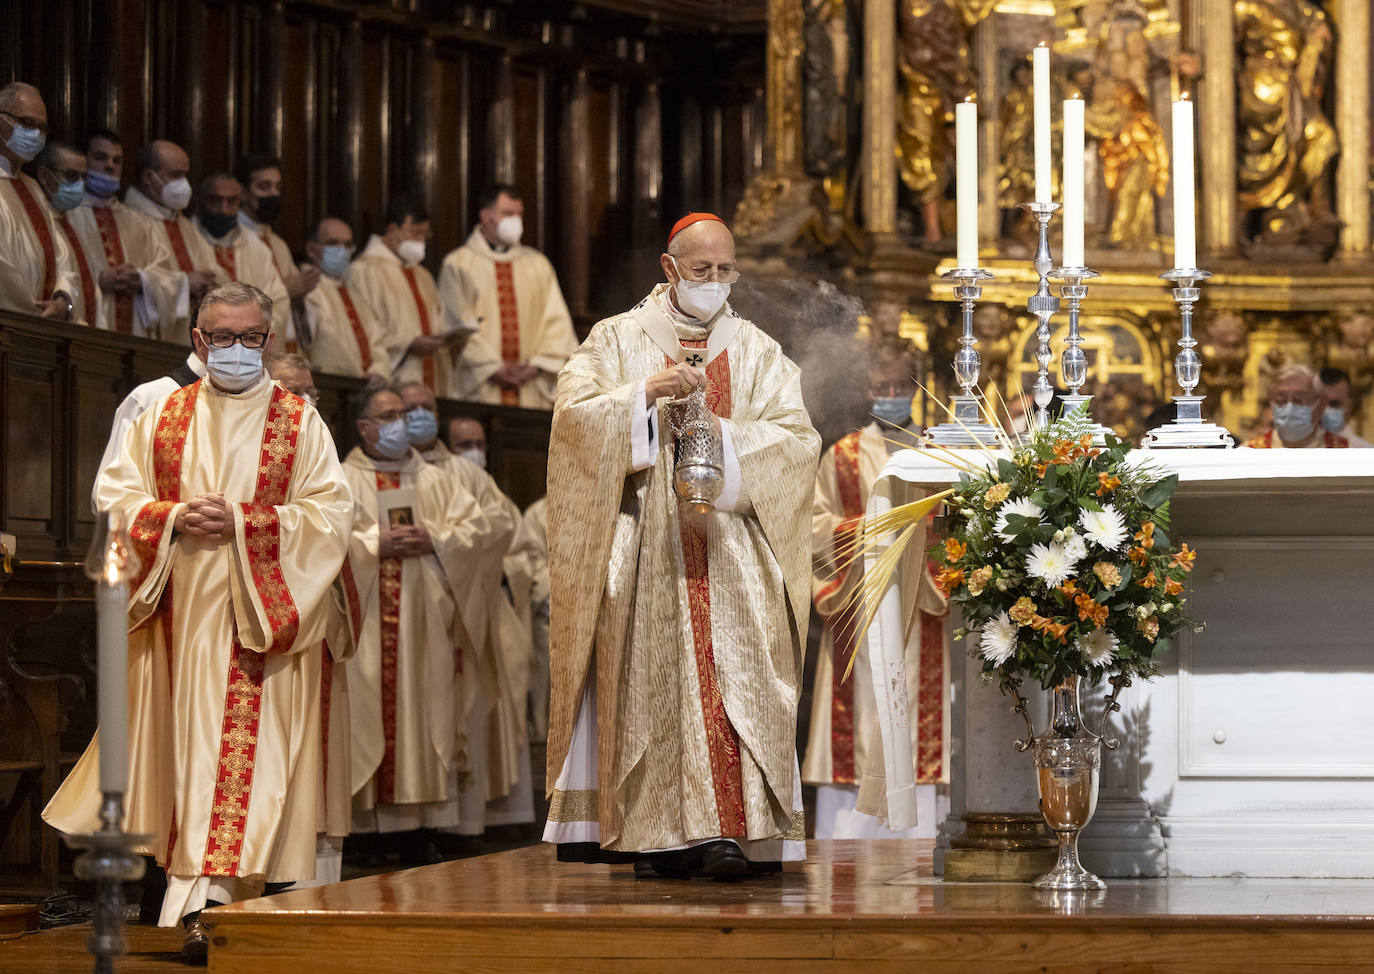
top-left (1321, 406), bottom-right (1345, 433)
top-left (373, 419), bottom-right (411, 460)
top-left (5, 121), bottom-right (44, 162)
top-left (50, 178), bottom-right (85, 212)
top-left (319, 244), bottom-right (351, 279)
top-left (871, 395), bottom-right (913, 427)
top-left (405, 407), bottom-right (438, 445)
top-left (85, 169), bottom-right (120, 199)
top-left (1272, 401), bottom-right (1315, 443)
top-left (205, 343), bottom-right (263, 392)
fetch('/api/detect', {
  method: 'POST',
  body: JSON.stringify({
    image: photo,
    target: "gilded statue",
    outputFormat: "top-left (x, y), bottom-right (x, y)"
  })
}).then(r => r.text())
top-left (1235, 0), bottom-right (1339, 249)
top-left (1084, 15), bottom-right (1168, 250)
top-left (803, 0), bottom-right (852, 180)
top-left (998, 59), bottom-right (1037, 250)
top-left (895, 0), bottom-right (988, 247)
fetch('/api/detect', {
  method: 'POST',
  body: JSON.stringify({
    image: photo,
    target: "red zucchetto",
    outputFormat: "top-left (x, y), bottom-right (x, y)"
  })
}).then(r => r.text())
top-left (667, 212), bottom-right (727, 248)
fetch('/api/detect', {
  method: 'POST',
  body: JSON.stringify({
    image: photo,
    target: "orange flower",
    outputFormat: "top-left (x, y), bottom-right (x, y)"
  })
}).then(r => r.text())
top-left (1031, 614), bottom-right (1070, 643)
top-left (1171, 543), bottom-right (1196, 571)
top-left (1137, 616), bottom-right (1160, 642)
top-left (1138, 570), bottom-right (1157, 589)
top-left (1134, 522), bottom-right (1156, 547)
top-left (1059, 578), bottom-right (1079, 598)
top-left (1034, 460), bottom-right (1049, 479)
top-left (935, 567), bottom-right (965, 595)
top-left (945, 537), bottom-right (967, 562)
top-left (1052, 439), bottom-right (1075, 465)
top-left (1009, 596), bottom-right (1037, 625)
top-left (1164, 577), bottom-right (1184, 596)
top-left (1074, 592), bottom-right (1108, 627)
top-left (1096, 472), bottom-right (1121, 496)
top-left (1127, 546), bottom-right (1150, 566)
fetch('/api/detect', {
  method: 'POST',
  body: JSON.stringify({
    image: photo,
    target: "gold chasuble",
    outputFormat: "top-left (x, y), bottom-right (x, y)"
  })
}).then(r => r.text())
top-left (544, 284), bottom-right (819, 859)
top-left (44, 375), bottom-right (353, 926)
top-left (340, 448), bottom-right (491, 832)
top-left (801, 424), bottom-right (949, 838)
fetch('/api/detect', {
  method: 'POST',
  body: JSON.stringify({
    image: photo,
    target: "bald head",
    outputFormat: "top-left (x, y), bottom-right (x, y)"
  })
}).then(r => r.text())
top-left (666, 218), bottom-right (734, 260)
top-left (399, 381), bottom-right (437, 415)
top-left (307, 216), bottom-right (357, 278)
top-left (446, 417), bottom-right (487, 465)
top-left (0, 82), bottom-right (43, 116)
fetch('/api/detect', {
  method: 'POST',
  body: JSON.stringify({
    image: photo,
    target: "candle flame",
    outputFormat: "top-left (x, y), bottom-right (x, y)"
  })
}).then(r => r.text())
top-left (1037, 40), bottom-right (1048, 47)
top-left (1070, 92), bottom-right (1082, 101)
top-left (1179, 91), bottom-right (1191, 102)
top-left (964, 93), bottom-right (975, 103)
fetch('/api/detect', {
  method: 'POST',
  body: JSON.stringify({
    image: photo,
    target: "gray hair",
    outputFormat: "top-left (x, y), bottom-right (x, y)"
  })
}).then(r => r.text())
top-left (351, 379), bottom-right (401, 422)
top-left (194, 281), bottom-right (273, 332)
top-left (1271, 362), bottom-right (1323, 395)
top-left (266, 352), bottom-right (311, 376)
top-left (0, 82), bottom-right (41, 114)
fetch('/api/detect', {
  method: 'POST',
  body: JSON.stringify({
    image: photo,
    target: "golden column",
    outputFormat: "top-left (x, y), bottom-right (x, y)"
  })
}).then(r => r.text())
top-left (1196, 0), bottom-right (1236, 257)
top-left (1333, 0), bottom-right (1371, 259)
top-left (862, 0), bottom-right (898, 235)
top-left (765, 0), bottom-right (806, 176)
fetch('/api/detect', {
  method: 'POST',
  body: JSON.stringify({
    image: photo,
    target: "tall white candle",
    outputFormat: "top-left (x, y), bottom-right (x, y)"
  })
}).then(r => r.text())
top-left (1172, 95), bottom-right (1196, 270)
top-left (96, 580), bottom-right (129, 794)
top-left (956, 96), bottom-right (978, 269)
top-left (1033, 44), bottom-right (1051, 203)
top-left (1061, 95), bottom-right (1085, 267)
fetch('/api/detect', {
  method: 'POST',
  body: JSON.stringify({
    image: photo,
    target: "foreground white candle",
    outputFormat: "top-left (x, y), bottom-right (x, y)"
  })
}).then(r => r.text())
top-left (1033, 44), bottom-right (1051, 203)
top-left (96, 578), bottom-right (129, 794)
top-left (956, 96), bottom-right (978, 269)
top-left (1061, 95), bottom-right (1085, 267)
top-left (1172, 95), bottom-right (1196, 270)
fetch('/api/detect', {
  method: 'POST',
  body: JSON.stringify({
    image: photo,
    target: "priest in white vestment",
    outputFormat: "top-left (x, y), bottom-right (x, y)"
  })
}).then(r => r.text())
top-left (0, 83), bottom-right (79, 320)
top-left (125, 139), bottom-right (226, 342)
top-left (340, 385), bottom-right (492, 840)
top-left (439, 185), bottom-right (576, 409)
top-left (543, 213), bottom-right (820, 878)
top-left (1246, 363), bottom-right (1353, 449)
top-left (191, 172), bottom-right (291, 343)
top-left (300, 217), bottom-right (389, 380)
top-left (349, 197), bottom-right (469, 396)
top-left (401, 386), bottom-right (532, 832)
top-left (43, 283), bottom-right (353, 961)
top-left (32, 141), bottom-right (100, 326)
top-left (801, 346), bottom-right (949, 839)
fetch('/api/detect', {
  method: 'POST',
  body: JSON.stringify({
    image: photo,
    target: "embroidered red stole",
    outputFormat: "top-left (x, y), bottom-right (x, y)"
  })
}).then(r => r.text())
top-left (163, 220), bottom-right (197, 273)
top-left (55, 216), bottom-right (98, 327)
top-left (826, 432), bottom-right (864, 784)
top-left (7, 177), bottom-right (58, 299)
top-left (495, 262), bottom-right (521, 406)
top-left (214, 245), bottom-right (237, 281)
top-left (671, 344), bottom-right (746, 837)
top-left (337, 283), bottom-right (373, 371)
top-left (373, 469), bottom-right (403, 804)
top-left (401, 267), bottom-right (436, 388)
top-left (92, 207), bottom-right (134, 333)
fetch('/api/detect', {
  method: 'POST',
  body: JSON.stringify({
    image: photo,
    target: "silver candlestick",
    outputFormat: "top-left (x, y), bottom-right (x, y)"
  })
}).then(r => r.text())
top-left (1018, 201), bottom-right (1061, 429)
top-left (68, 795), bottom-right (149, 973)
top-left (1145, 268), bottom-right (1234, 448)
top-left (925, 267), bottom-right (1002, 447)
top-left (1048, 265), bottom-right (1111, 438)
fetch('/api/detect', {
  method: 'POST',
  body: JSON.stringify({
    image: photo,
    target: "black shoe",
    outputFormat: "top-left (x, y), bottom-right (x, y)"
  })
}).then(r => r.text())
top-left (633, 855), bottom-right (691, 880)
top-left (694, 840), bottom-right (747, 881)
top-left (745, 859), bottom-right (782, 874)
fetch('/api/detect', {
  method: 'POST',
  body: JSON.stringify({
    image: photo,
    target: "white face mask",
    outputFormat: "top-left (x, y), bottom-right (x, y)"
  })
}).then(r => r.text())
top-left (671, 257), bottom-right (730, 321)
top-left (496, 215), bottom-right (523, 246)
top-left (457, 447), bottom-right (486, 470)
top-left (160, 176), bottom-right (192, 211)
top-left (396, 239), bottom-right (426, 266)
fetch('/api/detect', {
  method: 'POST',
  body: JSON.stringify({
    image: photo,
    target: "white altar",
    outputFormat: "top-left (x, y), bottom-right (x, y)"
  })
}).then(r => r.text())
top-left (869, 448), bottom-right (1374, 878)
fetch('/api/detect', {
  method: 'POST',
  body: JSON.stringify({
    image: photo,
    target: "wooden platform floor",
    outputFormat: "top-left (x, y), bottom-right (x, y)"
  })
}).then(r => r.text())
top-left (11, 840), bottom-right (1374, 973)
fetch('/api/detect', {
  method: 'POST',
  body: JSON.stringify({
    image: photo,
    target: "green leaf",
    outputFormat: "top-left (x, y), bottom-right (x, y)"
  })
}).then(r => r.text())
top-left (1140, 474), bottom-right (1179, 509)
top-left (1152, 528), bottom-right (1170, 550)
top-left (1043, 464), bottom-right (1061, 490)
top-left (1080, 497), bottom-right (1103, 513)
top-left (997, 459), bottom-right (1017, 483)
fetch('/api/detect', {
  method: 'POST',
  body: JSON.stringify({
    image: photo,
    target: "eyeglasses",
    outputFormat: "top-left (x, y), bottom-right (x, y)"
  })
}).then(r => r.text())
top-left (319, 241), bottom-right (356, 253)
top-left (1, 111), bottom-right (47, 134)
top-left (869, 381), bottom-right (915, 398)
top-left (672, 256), bottom-right (740, 285)
top-left (198, 329), bottom-right (269, 349)
top-left (43, 166), bottom-right (84, 183)
top-left (1271, 392), bottom-right (1316, 406)
top-left (292, 388), bottom-right (319, 405)
top-left (366, 409), bottom-right (406, 423)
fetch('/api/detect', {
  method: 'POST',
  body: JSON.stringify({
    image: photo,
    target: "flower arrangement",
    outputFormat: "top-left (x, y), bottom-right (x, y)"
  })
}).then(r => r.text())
top-left (934, 408), bottom-right (1199, 689)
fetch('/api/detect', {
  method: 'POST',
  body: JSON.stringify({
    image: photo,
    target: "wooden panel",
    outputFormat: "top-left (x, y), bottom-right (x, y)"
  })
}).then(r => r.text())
top-left (279, 16), bottom-right (312, 254)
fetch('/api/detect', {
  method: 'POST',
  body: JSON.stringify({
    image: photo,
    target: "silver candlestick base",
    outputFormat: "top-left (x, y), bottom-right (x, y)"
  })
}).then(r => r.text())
top-left (1018, 201), bottom-right (1061, 429)
top-left (1145, 268), bottom-right (1234, 449)
top-left (67, 794), bottom-right (150, 974)
top-left (926, 267), bottom-right (1003, 448)
top-left (1048, 265), bottom-right (1112, 441)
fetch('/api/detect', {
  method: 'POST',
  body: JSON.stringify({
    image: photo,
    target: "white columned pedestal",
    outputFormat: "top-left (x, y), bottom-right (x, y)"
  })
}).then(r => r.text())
top-left (874, 448), bottom-right (1374, 879)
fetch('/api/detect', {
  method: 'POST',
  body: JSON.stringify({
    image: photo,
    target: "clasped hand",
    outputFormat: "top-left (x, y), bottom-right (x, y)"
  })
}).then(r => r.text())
top-left (174, 492), bottom-right (234, 541)
top-left (379, 524), bottom-right (434, 559)
top-left (647, 364), bottom-right (721, 432)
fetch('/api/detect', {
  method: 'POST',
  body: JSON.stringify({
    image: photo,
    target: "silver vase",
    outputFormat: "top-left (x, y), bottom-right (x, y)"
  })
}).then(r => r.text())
top-left (1030, 676), bottom-right (1105, 890)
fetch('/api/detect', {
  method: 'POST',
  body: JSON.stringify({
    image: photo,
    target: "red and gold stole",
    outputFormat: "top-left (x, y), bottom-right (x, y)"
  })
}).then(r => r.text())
top-left (337, 283), bottom-right (373, 371)
top-left (214, 245), bottom-right (237, 281)
top-left (373, 469), bottom-right (403, 805)
top-left (672, 344), bottom-right (747, 837)
top-left (7, 177), bottom-right (58, 299)
top-left (92, 207), bottom-right (134, 333)
top-left (163, 220), bottom-right (197, 273)
top-left (824, 432), bottom-right (864, 784)
top-left (55, 216), bottom-right (98, 328)
top-left (495, 262), bottom-right (521, 406)
top-left (400, 267), bottom-right (436, 389)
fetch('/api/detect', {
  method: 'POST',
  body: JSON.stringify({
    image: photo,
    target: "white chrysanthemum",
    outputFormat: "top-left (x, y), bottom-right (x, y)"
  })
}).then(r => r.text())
top-left (994, 497), bottom-right (1044, 541)
top-left (1077, 628), bottom-right (1119, 665)
top-left (1079, 503), bottom-right (1129, 551)
top-left (1025, 541), bottom-right (1074, 587)
top-left (979, 611), bottom-right (1018, 666)
top-left (1062, 535), bottom-right (1088, 564)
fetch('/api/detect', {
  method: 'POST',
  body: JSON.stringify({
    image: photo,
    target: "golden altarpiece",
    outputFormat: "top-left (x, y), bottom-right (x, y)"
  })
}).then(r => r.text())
top-left (735, 0), bottom-right (1374, 443)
